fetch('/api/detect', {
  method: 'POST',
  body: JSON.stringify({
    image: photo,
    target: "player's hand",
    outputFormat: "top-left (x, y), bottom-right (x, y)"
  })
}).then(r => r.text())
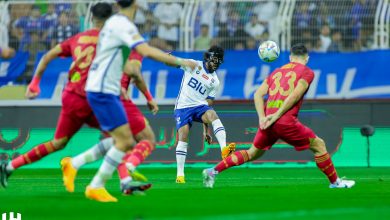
top-left (204, 133), bottom-right (212, 144)
top-left (262, 113), bottom-right (281, 130)
top-left (120, 87), bottom-right (130, 100)
top-left (147, 100), bottom-right (159, 115)
top-left (25, 84), bottom-right (40, 99)
top-left (259, 117), bottom-right (268, 130)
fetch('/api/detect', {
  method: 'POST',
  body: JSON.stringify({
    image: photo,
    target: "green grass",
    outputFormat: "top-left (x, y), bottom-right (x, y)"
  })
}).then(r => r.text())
top-left (0, 168), bottom-right (389, 220)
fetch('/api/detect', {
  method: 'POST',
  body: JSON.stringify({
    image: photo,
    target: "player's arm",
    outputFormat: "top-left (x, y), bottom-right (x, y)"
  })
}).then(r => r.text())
top-left (263, 79), bottom-right (309, 129)
top-left (135, 43), bottom-right (196, 70)
top-left (25, 45), bottom-right (63, 99)
top-left (123, 59), bottom-right (159, 115)
top-left (254, 79), bottom-right (269, 129)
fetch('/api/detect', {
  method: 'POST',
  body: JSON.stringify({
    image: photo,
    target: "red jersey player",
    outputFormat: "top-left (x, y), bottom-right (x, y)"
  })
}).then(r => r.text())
top-left (202, 43), bottom-right (355, 189)
top-left (61, 50), bottom-right (158, 194)
top-left (0, 3), bottom-right (156, 194)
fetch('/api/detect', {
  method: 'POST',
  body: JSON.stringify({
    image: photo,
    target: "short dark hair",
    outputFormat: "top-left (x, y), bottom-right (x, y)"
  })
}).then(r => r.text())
top-left (290, 43), bottom-right (308, 56)
top-left (207, 45), bottom-right (224, 58)
top-left (116, 0), bottom-right (135, 8)
top-left (92, 2), bottom-right (112, 20)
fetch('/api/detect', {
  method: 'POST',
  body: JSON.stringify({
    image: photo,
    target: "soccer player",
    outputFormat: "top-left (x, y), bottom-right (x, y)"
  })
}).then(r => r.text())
top-left (84, 0), bottom-right (196, 202)
top-left (173, 45), bottom-right (236, 184)
top-left (0, 3), bottom-right (113, 189)
top-left (202, 43), bottom-right (355, 189)
top-left (60, 50), bottom-right (158, 194)
top-left (0, 3), bottom-right (154, 193)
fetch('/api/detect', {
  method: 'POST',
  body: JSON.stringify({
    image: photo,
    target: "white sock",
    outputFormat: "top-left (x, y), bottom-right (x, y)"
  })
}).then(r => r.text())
top-left (176, 141), bottom-right (188, 176)
top-left (212, 119), bottom-right (227, 150)
top-left (71, 138), bottom-right (113, 170)
top-left (90, 146), bottom-right (125, 188)
top-left (6, 162), bottom-right (14, 172)
top-left (120, 176), bottom-right (132, 185)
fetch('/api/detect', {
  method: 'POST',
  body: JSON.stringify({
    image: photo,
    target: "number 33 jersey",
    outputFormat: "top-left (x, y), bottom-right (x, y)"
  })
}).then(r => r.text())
top-left (58, 28), bottom-right (100, 97)
top-left (265, 62), bottom-right (314, 123)
top-left (175, 60), bottom-right (220, 110)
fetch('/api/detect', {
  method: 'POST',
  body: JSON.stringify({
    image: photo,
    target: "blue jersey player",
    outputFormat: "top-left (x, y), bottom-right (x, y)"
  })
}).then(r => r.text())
top-left (174, 46), bottom-right (236, 183)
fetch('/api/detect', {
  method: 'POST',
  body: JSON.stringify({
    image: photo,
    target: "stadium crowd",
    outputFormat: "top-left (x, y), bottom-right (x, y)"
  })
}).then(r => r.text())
top-left (0, 0), bottom-right (379, 78)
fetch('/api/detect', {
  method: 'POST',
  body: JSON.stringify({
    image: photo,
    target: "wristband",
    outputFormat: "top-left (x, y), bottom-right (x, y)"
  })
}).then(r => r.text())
top-left (144, 90), bottom-right (153, 102)
top-left (29, 76), bottom-right (41, 92)
top-left (175, 58), bottom-right (183, 66)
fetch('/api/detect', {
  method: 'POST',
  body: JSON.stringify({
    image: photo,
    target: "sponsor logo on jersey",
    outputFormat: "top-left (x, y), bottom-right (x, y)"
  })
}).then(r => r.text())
top-left (202, 74), bottom-right (209, 80)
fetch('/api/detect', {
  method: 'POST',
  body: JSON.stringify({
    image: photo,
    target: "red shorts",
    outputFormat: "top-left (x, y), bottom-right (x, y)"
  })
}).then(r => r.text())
top-left (121, 99), bottom-right (147, 136)
top-left (253, 121), bottom-right (316, 151)
top-left (54, 91), bottom-right (99, 139)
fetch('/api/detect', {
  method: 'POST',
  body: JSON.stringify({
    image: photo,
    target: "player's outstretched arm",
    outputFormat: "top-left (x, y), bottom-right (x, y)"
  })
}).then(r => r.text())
top-left (263, 79), bottom-right (309, 129)
top-left (123, 59), bottom-right (159, 115)
top-left (254, 80), bottom-right (269, 129)
top-left (135, 43), bottom-right (197, 70)
top-left (26, 45), bottom-right (63, 99)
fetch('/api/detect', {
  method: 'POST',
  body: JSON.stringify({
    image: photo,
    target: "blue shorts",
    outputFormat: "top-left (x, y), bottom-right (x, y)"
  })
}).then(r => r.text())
top-left (174, 105), bottom-right (213, 130)
top-left (86, 92), bottom-right (128, 131)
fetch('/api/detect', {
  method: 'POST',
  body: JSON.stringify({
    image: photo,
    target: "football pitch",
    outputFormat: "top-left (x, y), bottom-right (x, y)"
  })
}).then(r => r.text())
top-left (0, 167), bottom-right (389, 220)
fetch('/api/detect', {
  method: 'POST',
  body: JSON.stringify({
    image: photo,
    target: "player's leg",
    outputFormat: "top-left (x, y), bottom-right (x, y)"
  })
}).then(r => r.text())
top-left (85, 93), bottom-right (150, 202)
top-left (0, 137), bottom-right (69, 188)
top-left (310, 136), bottom-right (355, 188)
top-left (121, 124), bottom-right (156, 182)
top-left (176, 124), bottom-right (190, 183)
top-left (278, 121), bottom-right (355, 188)
top-left (117, 102), bottom-right (156, 184)
top-left (203, 128), bottom-right (276, 188)
top-left (0, 93), bottom-right (87, 188)
top-left (201, 109), bottom-right (235, 159)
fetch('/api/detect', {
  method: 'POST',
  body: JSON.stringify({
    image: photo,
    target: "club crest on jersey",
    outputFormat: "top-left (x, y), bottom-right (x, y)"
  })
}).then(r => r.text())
top-left (202, 74), bottom-right (209, 80)
top-left (211, 79), bottom-right (215, 83)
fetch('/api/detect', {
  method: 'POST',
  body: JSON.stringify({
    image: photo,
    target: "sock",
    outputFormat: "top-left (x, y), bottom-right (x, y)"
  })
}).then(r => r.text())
top-left (117, 162), bottom-right (132, 184)
top-left (71, 138), bottom-right (113, 169)
top-left (212, 119), bottom-right (226, 150)
top-left (315, 153), bottom-right (339, 183)
top-left (117, 140), bottom-right (153, 181)
top-left (7, 141), bottom-right (56, 172)
top-left (215, 150), bottom-right (250, 173)
top-left (125, 140), bottom-right (154, 168)
top-left (90, 146), bottom-right (125, 188)
top-left (176, 141), bottom-right (188, 176)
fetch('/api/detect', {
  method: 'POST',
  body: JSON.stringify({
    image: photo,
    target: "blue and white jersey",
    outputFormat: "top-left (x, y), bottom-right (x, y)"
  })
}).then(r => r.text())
top-left (85, 14), bottom-right (145, 95)
top-left (175, 60), bottom-right (220, 109)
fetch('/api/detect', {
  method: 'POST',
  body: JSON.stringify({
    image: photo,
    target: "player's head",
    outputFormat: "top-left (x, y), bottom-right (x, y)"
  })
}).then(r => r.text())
top-left (204, 45), bottom-right (224, 72)
top-left (289, 43), bottom-right (309, 65)
top-left (116, 0), bottom-right (136, 9)
top-left (91, 2), bottom-right (112, 27)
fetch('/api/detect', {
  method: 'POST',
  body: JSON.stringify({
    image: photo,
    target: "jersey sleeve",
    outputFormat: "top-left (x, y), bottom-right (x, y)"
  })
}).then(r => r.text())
top-left (301, 68), bottom-right (314, 84)
top-left (58, 35), bottom-right (76, 57)
top-left (121, 74), bottom-right (131, 90)
top-left (117, 19), bottom-right (145, 49)
top-left (128, 50), bottom-right (144, 63)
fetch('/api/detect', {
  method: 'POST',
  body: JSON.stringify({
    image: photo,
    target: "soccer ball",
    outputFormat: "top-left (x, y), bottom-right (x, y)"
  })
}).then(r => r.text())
top-left (258, 40), bottom-right (280, 62)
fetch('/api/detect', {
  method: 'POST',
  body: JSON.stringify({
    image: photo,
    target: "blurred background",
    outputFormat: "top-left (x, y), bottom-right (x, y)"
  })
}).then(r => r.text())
top-left (0, 0), bottom-right (389, 169)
